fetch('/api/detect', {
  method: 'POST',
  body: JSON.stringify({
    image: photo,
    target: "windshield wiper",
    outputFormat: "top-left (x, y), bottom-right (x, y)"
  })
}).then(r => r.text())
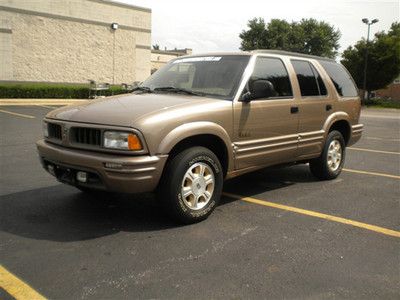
top-left (131, 86), bottom-right (153, 93)
top-left (153, 86), bottom-right (204, 96)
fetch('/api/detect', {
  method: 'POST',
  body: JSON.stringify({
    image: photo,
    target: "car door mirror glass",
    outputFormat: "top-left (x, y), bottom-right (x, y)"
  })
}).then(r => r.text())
top-left (241, 78), bottom-right (275, 101)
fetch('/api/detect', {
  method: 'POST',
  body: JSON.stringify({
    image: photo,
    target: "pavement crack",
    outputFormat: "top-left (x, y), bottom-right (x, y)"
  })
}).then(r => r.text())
top-left (80, 226), bottom-right (259, 298)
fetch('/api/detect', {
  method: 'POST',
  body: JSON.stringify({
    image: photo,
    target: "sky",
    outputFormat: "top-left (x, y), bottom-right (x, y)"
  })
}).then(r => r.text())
top-left (120, 0), bottom-right (399, 56)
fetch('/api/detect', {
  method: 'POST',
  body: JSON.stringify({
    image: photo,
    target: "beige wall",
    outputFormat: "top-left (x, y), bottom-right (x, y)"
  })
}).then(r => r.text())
top-left (0, 0), bottom-right (151, 84)
top-left (0, 19), bottom-right (12, 79)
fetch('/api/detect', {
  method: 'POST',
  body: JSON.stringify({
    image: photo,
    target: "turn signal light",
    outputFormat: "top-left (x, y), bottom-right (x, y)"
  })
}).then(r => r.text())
top-left (128, 134), bottom-right (142, 150)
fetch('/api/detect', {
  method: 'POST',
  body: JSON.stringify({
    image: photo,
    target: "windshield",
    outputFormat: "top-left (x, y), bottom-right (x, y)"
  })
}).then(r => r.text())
top-left (141, 55), bottom-right (250, 100)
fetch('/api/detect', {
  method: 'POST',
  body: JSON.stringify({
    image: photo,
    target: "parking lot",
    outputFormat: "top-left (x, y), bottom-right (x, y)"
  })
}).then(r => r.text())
top-left (0, 105), bottom-right (399, 299)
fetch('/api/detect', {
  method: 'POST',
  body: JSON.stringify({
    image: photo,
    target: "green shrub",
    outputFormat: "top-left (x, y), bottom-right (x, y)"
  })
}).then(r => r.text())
top-left (364, 98), bottom-right (400, 109)
top-left (0, 83), bottom-right (129, 99)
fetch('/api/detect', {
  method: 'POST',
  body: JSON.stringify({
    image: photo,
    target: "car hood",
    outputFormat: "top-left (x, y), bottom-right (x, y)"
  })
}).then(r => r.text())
top-left (46, 93), bottom-right (222, 127)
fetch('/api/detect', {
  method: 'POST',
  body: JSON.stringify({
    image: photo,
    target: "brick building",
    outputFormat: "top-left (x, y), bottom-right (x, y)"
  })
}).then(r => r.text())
top-left (374, 76), bottom-right (400, 101)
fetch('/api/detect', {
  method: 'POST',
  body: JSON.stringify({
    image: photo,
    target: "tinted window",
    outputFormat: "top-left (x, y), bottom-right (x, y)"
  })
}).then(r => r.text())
top-left (291, 60), bottom-right (327, 96)
top-left (252, 57), bottom-right (293, 98)
top-left (310, 64), bottom-right (327, 95)
top-left (319, 60), bottom-right (358, 97)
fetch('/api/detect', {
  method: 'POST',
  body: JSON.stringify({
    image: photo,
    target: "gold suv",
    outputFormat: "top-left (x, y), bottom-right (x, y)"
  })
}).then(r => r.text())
top-left (37, 50), bottom-right (363, 223)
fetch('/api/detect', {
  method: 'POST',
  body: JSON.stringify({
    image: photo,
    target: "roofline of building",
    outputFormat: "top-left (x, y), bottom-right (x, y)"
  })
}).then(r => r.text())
top-left (88, 0), bottom-right (151, 13)
top-left (151, 49), bottom-right (190, 56)
top-left (0, 5), bottom-right (151, 33)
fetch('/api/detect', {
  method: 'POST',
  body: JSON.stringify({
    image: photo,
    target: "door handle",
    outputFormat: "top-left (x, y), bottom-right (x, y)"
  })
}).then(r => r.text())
top-left (326, 104), bottom-right (332, 111)
top-left (290, 106), bottom-right (299, 114)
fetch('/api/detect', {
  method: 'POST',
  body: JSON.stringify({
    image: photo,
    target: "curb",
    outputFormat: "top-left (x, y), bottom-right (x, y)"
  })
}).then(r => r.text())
top-left (0, 99), bottom-right (89, 106)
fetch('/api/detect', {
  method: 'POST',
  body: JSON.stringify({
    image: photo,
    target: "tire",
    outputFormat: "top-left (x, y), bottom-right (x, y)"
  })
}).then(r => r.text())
top-left (309, 130), bottom-right (346, 180)
top-left (158, 146), bottom-right (223, 224)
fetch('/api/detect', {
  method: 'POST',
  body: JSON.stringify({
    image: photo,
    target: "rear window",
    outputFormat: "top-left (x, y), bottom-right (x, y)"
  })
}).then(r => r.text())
top-left (319, 60), bottom-right (358, 97)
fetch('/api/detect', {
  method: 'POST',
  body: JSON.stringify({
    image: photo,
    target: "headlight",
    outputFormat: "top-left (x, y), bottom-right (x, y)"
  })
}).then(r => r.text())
top-left (103, 131), bottom-right (143, 150)
top-left (43, 121), bottom-right (49, 138)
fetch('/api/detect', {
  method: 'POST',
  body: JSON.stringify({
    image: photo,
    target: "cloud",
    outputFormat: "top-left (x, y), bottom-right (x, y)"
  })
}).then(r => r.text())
top-left (121, 0), bottom-right (399, 54)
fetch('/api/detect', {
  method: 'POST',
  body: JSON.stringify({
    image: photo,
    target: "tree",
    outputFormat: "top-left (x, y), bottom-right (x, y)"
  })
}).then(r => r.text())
top-left (152, 44), bottom-right (160, 50)
top-left (341, 22), bottom-right (400, 97)
top-left (239, 18), bottom-right (268, 51)
top-left (239, 18), bottom-right (341, 58)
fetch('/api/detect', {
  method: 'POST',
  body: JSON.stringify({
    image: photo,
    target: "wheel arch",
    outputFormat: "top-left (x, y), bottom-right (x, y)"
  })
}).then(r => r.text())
top-left (157, 122), bottom-right (234, 176)
top-left (323, 112), bottom-right (352, 145)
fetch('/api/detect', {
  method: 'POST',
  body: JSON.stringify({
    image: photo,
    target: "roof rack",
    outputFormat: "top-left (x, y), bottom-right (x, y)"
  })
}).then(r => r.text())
top-left (251, 49), bottom-right (335, 62)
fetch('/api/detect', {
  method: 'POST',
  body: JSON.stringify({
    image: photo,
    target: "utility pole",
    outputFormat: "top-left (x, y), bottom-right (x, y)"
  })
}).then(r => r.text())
top-left (361, 18), bottom-right (379, 102)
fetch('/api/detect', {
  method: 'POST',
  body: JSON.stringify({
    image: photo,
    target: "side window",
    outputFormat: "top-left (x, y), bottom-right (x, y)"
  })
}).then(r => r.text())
top-left (291, 60), bottom-right (327, 97)
top-left (252, 57), bottom-right (293, 98)
top-left (319, 60), bottom-right (358, 97)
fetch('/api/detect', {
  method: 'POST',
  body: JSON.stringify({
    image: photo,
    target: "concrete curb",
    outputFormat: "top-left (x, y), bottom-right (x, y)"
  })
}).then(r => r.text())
top-left (0, 99), bottom-right (89, 106)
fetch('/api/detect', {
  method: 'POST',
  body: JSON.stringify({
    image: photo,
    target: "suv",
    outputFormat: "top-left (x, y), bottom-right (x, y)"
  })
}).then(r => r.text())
top-left (37, 50), bottom-right (363, 223)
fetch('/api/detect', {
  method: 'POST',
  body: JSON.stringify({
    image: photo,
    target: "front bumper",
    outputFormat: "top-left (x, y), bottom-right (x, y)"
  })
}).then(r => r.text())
top-left (36, 139), bottom-right (168, 193)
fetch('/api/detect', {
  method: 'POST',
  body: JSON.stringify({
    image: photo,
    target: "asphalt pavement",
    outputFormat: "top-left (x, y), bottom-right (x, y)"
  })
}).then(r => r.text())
top-left (0, 105), bottom-right (399, 299)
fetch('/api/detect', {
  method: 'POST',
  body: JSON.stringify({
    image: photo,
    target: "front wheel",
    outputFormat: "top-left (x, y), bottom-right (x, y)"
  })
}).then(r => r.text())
top-left (158, 146), bottom-right (223, 224)
top-left (309, 130), bottom-right (346, 180)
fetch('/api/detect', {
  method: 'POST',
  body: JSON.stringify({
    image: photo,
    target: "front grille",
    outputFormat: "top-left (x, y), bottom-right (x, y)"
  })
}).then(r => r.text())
top-left (48, 123), bottom-right (62, 140)
top-left (71, 127), bottom-right (101, 146)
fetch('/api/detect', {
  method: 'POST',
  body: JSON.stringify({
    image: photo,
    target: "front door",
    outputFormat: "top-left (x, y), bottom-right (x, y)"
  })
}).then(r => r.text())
top-left (233, 56), bottom-right (299, 170)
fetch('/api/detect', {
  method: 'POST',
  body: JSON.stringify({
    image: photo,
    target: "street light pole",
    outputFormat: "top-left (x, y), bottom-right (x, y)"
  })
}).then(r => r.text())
top-left (362, 18), bottom-right (379, 102)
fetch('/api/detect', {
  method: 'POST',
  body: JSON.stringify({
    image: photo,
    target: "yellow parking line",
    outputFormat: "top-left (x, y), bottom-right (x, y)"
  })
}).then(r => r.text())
top-left (348, 147), bottom-right (400, 155)
top-left (343, 168), bottom-right (400, 180)
top-left (0, 265), bottom-right (46, 300)
top-left (223, 192), bottom-right (400, 238)
top-left (0, 109), bottom-right (35, 119)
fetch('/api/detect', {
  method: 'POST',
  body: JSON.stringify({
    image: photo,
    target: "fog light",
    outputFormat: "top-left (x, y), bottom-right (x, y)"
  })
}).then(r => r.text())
top-left (76, 171), bottom-right (87, 183)
top-left (48, 164), bottom-right (55, 176)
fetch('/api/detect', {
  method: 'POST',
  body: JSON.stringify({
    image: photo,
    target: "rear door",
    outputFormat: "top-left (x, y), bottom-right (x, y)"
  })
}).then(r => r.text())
top-left (291, 59), bottom-right (333, 158)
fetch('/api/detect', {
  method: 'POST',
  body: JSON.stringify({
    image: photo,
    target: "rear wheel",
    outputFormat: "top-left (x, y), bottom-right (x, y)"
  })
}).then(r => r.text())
top-left (158, 146), bottom-right (223, 224)
top-left (309, 130), bottom-right (346, 180)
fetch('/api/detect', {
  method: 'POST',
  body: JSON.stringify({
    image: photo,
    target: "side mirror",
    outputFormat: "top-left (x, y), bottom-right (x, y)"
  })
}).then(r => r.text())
top-left (241, 79), bottom-right (275, 102)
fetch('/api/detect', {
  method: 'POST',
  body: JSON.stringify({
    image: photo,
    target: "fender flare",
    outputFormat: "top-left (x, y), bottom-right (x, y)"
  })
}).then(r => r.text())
top-left (322, 112), bottom-right (351, 139)
top-left (157, 121), bottom-right (234, 172)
